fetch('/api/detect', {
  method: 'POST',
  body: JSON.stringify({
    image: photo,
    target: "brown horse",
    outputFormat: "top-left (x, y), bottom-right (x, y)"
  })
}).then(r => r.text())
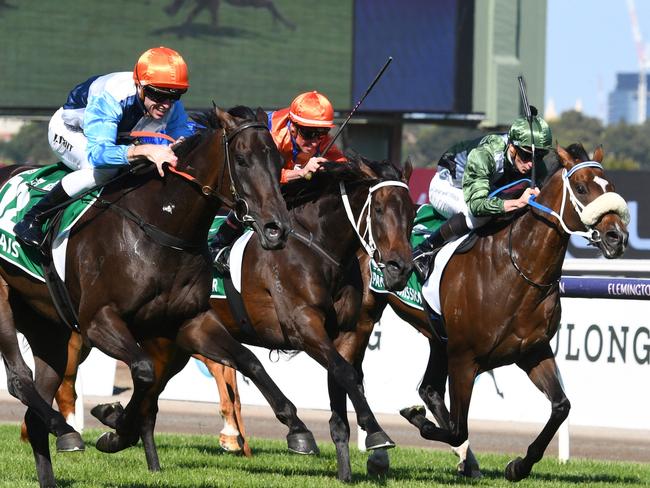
top-left (77, 157), bottom-right (415, 481)
top-left (361, 143), bottom-right (628, 480)
top-left (170, 143), bottom-right (631, 481)
top-left (0, 106), bottom-right (316, 487)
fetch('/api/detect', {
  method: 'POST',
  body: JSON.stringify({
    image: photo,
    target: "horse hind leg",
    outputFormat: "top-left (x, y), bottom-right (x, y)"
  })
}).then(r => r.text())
top-left (505, 345), bottom-right (570, 482)
top-left (202, 357), bottom-right (251, 456)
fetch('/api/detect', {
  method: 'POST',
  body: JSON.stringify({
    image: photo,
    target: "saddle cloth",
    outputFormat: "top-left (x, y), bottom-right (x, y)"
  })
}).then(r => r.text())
top-left (208, 216), bottom-right (254, 298)
top-left (0, 164), bottom-right (100, 282)
top-left (369, 203), bottom-right (469, 315)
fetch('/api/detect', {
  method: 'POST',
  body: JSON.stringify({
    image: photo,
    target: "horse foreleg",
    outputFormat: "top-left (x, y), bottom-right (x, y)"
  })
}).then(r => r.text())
top-left (308, 337), bottom-right (394, 453)
top-left (85, 309), bottom-right (155, 460)
top-left (416, 338), bottom-right (481, 478)
top-left (401, 354), bottom-right (476, 450)
top-left (327, 371), bottom-right (352, 481)
top-left (176, 311), bottom-right (318, 455)
top-left (506, 345), bottom-right (570, 482)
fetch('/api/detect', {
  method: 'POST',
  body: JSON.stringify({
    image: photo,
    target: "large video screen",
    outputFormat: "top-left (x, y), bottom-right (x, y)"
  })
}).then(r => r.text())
top-left (0, 0), bottom-right (353, 112)
top-left (352, 0), bottom-right (473, 114)
top-left (0, 0), bottom-right (473, 115)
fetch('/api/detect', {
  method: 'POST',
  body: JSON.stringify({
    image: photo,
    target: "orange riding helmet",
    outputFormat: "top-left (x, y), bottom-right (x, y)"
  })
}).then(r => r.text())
top-left (289, 91), bottom-right (335, 128)
top-left (133, 46), bottom-right (189, 90)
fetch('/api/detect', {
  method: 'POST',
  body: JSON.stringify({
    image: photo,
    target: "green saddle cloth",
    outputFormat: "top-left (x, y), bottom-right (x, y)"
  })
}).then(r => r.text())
top-left (369, 204), bottom-right (445, 310)
top-left (209, 216), bottom-right (227, 298)
top-left (0, 163), bottom-right (101, 281)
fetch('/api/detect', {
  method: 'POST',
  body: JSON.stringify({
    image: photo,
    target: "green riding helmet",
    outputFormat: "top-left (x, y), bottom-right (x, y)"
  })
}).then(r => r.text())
top-left (508, 115), bottom-right (553, 150)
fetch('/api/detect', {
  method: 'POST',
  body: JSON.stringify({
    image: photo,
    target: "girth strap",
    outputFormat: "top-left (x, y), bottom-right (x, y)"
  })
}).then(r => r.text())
top-left (99, 203), bottom-right (205, 253)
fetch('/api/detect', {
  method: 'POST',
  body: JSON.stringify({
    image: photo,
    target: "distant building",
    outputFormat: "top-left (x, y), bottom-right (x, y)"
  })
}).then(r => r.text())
top-left (608, 73), bottom-right (650, 125)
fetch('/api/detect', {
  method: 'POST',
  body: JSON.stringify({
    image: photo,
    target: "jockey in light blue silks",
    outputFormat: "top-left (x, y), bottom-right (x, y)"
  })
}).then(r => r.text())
top-left (14, 46), bottom-right (195, 248)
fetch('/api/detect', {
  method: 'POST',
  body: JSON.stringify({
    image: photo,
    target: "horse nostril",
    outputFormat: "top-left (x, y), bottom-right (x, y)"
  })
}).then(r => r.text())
top-left (605, 230), bottom-right (621, 245)
top-left (264, 222), bottom-right (281, 241)
top-left (386, 261), bottom-right (402, 273)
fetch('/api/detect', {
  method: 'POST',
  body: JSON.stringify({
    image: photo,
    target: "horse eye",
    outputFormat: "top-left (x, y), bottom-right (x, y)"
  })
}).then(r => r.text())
top-left (575, 183), bottom-right (587, 195)
top-left (235, 154), bottom-right (249, 167)
top-left (374, 206), bottom-right (384, 216)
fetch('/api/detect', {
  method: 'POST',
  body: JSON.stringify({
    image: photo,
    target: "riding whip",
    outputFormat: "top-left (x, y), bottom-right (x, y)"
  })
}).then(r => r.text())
top-left (517, 75), bottom-right (536, 188)
top-left (306, 56), bottom-right (393, 180)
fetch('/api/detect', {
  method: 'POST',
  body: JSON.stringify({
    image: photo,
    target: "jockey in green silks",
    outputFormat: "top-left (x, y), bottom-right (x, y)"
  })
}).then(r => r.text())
top-left (412, 114), bottom-right (553, 282)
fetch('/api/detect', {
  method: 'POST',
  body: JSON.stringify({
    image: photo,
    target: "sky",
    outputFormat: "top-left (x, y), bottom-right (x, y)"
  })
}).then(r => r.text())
top-left (545, 0), bottom-right (650, 121)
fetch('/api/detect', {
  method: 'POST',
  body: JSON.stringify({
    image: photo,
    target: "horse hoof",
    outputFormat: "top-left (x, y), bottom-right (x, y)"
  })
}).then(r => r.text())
top-left (365, 431), bottom-right (395, 450)
top-left (56, 432), bottom-right (85, 452)
top-left (505, 457), bottom-right (529, 482)
top-left (90, 402), bottom-right (124, 429)
top-left (457, 460), bottom-right (482, 478)
top-left (95, 432), bottom-right (121, 453)
top-left (399, 405), bottom-right (426, 422)
top-left (95, 431), bottom-right (137, 453)
top-left (219, 433), bottom-right (243, 454)
top-left (287, 432), bottom-right (319, 455)
top-left (367, 448), bottom-right (390, 478)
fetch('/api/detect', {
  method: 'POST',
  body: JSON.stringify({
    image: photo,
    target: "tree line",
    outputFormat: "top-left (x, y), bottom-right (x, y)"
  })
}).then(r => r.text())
top-left (403, 110), bottom-right (650, 170)
top-left (2, 110), bottom-right (650, 170)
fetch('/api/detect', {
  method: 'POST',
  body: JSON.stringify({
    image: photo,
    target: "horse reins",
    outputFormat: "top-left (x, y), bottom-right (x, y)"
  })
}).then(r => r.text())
top-left (507, 161), bottom-right (628, 289)
top-left (132, 123), bottom-right (268, 222)
top-left (90, 122), bottom-right (270, 252)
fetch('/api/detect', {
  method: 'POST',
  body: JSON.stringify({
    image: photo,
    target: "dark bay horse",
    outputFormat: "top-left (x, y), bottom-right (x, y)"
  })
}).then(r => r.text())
top-left (0, 106), bottom-right (315, 487)
top-left (176, 143), bottom-right (631, 481)
top-left (81, 157), bottom-right (416, 482)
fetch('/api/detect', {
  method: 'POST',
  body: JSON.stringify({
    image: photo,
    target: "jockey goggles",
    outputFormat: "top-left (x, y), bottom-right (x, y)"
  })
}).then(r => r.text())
top-left (295, 124), bottom-right (329, 141)
top-left (515, 145), bottom-right (548, 162)
top-left (143, 84), bottom-right (186, 103)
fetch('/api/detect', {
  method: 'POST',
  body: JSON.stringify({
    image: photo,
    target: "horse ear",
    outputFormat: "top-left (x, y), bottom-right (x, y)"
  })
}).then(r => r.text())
top-left (592, 145), bottom-right (604, 163)
top-left (215, 106), bottom-right (237, 130)
top-left (255, 107), bottom-right (267, 125)
top-left (555, 143), bottom-right (575, 170)
top-left (403, 157), bottom-right (413, 183)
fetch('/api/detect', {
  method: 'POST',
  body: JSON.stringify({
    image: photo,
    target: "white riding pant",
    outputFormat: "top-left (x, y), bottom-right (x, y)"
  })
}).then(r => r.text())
top-left (428, 167), bottom-right (489, 230)
top-left (48, 107), bottom-right (120, 196)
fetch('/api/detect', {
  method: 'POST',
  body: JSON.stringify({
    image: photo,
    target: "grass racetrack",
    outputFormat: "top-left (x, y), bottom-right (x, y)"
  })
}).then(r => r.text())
top-left (0, 425), bottom-right (648, 487)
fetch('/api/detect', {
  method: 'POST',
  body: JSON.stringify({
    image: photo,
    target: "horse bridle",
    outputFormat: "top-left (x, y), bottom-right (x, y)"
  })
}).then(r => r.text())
top-left (340, 179), bottom-right (410, 269)
top-left (509, 161), bottom-right (630, 288)
top-left (165, 121), bottom-right (269, 224)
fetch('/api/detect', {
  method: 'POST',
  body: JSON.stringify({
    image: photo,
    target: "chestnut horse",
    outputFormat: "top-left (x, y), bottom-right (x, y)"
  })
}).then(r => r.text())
top-left (0, 106), bottom-right (317, 487)
top-left (167, 143), bottom-right (630, 481)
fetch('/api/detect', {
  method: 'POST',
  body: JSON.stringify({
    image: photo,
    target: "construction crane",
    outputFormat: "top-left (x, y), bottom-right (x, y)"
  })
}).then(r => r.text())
top-left (626, 0), bottom-right (647, 124)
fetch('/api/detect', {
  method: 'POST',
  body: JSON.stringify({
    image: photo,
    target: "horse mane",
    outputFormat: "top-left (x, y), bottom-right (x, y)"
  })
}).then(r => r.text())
top-left (173, 105), bottom-right (260, 161)
top-left (281, 154), bottom-right (399, 210)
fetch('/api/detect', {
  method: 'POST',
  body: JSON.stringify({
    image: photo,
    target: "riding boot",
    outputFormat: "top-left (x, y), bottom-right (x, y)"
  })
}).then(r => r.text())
top-left (209, 210), bottom-right (245, 274)
top-left (13, 182), bottom-right (70, 248)
top-left (412, 213), bottom-right (470, 282)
